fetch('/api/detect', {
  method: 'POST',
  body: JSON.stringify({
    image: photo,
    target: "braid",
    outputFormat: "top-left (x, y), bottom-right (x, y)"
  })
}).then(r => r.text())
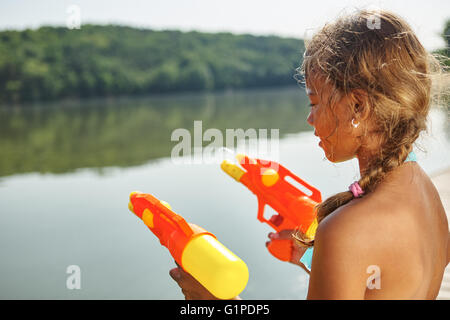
top-left (293, 141), bottom-right (412, 247)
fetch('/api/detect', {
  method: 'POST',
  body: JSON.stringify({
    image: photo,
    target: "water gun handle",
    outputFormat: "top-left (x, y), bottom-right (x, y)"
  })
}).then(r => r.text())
top-left (267, 238), bottom-right (294, 262)
top-left (257, 198), bottom-right (297, 262)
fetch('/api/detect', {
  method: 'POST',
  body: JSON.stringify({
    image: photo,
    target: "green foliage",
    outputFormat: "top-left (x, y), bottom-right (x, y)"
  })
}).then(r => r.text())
top-left (441, 19), bottom-right (450, 64)
top-left (0, 25), bottom-right (305, 104)
top-left (444, 19), bottom-right (450, 48)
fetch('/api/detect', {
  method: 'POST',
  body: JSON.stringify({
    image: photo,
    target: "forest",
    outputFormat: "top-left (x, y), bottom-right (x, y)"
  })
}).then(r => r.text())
top-left (0, 21), bottom-right (448, 106)
top-left (0, 25), bottom-right (305, 104)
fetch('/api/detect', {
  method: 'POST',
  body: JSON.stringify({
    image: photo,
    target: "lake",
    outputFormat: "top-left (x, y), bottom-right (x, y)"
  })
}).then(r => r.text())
top-left (0, 86), bottom-right (449, 299)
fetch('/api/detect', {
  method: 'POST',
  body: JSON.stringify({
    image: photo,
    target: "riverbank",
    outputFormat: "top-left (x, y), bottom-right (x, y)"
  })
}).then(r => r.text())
top-left (433, 168), bottom-right (450, 300)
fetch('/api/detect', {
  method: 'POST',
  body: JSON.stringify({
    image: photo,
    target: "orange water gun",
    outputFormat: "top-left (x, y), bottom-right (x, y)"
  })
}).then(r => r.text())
top-left (128, 191), bottom-right (249, 299)
top-left (221, 154), bottom-right (321, 262)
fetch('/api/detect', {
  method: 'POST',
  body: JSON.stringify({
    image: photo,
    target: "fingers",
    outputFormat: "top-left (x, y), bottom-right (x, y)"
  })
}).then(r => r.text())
top-left (169, 262), bottom-right (218, 300)
top-left (169, 265), bottom-right (195, 286)
top-left (268, 229), bottom-right (295, 240)
top-left (169, 267), bottom-right (182, 282)
top-left (266, 230), bottom-right (293, 248)
top-left (169, 266), bottom-right (197, 299)
top-left (290, 244), bottom-right (307, 264)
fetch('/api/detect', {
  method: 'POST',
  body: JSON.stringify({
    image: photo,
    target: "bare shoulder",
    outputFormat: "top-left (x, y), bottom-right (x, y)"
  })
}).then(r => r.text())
top-left (315, 192), bottom-right (394, 255)
top-left (315, 172), bottom-right (423, 272)
top-left (316, 164), bottom-right (447, 250)
top-left (311, 164), bottom-right (448, 298)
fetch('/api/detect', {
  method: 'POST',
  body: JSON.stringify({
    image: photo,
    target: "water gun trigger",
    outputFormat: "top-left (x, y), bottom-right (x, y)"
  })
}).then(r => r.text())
top-left (256, 198), bottom-right (266, 223)
top-left (257, 197), bottom-right (287, 230)
top-left (257, 198), bottom-right (278, 228)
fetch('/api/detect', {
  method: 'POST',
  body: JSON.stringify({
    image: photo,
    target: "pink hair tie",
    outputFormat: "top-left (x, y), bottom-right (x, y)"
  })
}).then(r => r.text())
top-left (349, 181), bottom-right (364, 198)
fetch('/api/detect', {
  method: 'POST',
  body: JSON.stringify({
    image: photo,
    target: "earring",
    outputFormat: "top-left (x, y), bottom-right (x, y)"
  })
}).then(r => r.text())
top-left (351, 118), bottom-right (360, 128)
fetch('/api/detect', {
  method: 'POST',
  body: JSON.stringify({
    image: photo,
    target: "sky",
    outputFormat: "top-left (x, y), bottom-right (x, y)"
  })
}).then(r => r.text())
top-left (0, 0), bottom-right (448, 51)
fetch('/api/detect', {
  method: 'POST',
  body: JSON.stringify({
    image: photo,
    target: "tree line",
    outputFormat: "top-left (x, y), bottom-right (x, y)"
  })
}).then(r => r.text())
top-left (0, 25), bottom-right (305, 105)
top-left (0, 21), bottom-right (448, 106)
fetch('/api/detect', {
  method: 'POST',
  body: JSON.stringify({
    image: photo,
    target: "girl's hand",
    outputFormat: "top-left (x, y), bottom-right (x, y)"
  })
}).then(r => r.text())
top-left (169, 263), bottom-right (219, 300)
top-left (169, 263), bottom-right (242, 300)
top-left (266, 230), bottom-right (310, 273)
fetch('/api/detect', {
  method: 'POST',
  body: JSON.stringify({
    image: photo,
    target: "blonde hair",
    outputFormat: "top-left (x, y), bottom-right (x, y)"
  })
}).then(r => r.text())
top-left (294, 9), bottom-right (449, 246)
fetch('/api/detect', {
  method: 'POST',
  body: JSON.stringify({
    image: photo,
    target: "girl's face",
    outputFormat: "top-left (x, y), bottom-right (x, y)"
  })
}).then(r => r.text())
top-left (306, 76), bottom-right (362, 163)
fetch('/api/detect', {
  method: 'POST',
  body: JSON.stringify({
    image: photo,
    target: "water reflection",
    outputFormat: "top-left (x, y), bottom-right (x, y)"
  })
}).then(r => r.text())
top-left (0, 86), bottom-right (310, 177)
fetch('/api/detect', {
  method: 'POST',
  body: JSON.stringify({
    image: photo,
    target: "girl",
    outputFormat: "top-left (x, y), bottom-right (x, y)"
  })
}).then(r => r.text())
top-left (169, 9), bottom-right (449, 299)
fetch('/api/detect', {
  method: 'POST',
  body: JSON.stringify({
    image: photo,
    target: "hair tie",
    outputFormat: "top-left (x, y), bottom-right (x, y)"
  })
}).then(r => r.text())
top-left (349, 181), bottom-right (364, 198)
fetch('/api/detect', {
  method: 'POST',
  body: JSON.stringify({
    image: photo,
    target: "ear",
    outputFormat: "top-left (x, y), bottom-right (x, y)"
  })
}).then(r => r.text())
top-left (351, 89), bottom-right (371, 121)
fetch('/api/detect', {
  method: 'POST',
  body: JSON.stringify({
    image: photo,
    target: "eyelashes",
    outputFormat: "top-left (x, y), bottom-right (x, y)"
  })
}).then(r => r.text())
top-left (308, 103), bottom-right (316, 108)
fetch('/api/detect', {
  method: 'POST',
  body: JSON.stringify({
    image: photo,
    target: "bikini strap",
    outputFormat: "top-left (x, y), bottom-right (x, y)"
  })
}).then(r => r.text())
top-left (404, 151), bottom-right (417, 163)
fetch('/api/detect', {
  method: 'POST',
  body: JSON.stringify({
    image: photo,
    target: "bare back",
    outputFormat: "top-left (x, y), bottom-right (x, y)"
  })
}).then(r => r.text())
top-left (308, 161), bottom-right (449, 300)
top-left (363, 162), bottom-right (448, 299)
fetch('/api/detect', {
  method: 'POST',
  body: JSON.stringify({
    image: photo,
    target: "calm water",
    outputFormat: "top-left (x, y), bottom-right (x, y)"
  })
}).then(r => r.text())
top-left (0, 86), bottom-right (449, 299)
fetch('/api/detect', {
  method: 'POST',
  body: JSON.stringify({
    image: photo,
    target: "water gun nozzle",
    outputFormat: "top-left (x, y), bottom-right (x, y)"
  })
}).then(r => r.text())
top-left (220, 160), bottom-right (245, 182)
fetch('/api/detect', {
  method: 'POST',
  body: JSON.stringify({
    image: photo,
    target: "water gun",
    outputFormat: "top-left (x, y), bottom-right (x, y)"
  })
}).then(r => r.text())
top-left (221, 154), bottom-right (321, 263)
top-left (128, 191), bottom-right (249, 299)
